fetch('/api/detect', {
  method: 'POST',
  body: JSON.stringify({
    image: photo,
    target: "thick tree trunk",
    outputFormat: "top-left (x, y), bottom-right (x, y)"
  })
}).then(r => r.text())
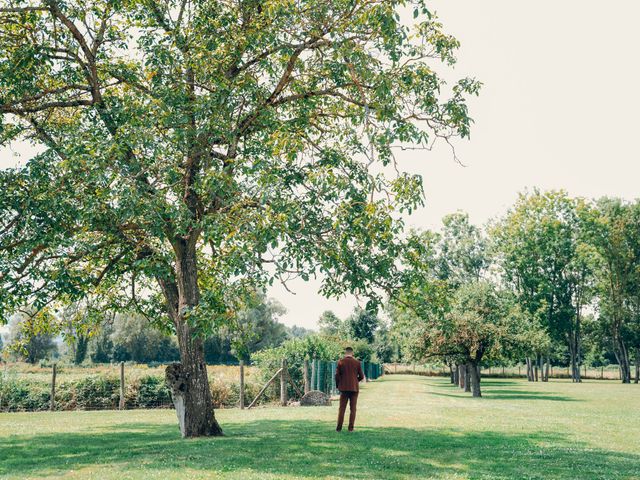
top-left (458, 364), bottom-right (465, 389)
top-left (544, 355), bottom-right (550, 382)
top-left (165, 338), bottom-right (222, 437)
top-left (538, 356), bottom-right (545, 382)
top-left (159, 239), bottom-right (223, 437)
top-left (464, 363), bottom-right (471, 392)
top-left (635, 349), bottom-right (639, 384)
top-left (469, 360), bottom-right (481, 397)
top-left (613, 335), bottom-right (631, 384)
top-left (453, 364), bottom-right (459, 386)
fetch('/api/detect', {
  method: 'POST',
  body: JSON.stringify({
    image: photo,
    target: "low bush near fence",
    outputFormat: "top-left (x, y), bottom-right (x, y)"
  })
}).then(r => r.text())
top-left (0, 368), bottom-right (271, 412)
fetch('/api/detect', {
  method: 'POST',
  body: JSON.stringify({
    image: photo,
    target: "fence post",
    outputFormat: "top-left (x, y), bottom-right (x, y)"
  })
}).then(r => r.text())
top-left (330, 361), bottom-right (337, 394)
top-left (303, 358), bottom-right (310, 394)
top-left (239, 360), bottom-right (245, 409)
top-left (280, 358), bottom-right (288, 406)
top-left (119, 361), bottom-right (125, 410)
top-left (50, 363), bottom-right (57, 411)
top-left (311, 356), bottom-right (317, 390)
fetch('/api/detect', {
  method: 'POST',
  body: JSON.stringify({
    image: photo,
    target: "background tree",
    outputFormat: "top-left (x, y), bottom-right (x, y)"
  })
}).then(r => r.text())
top-left (59, 299), bottom-right (105, 365)
top-left (586, 198), bottom-right (640, 383)
top-left (372, 322), bottom-right (395, 363)
top-left (286, 325), bottom-right (313, 339)
top-left (6, 311), bottom-right (58, 364)
top-left (110, 313), bottom-right (180, 363)
top-left (217, 290), bottom-right (288, 362)
top-left (89, 321), bottom-right (115, 364)
top-left (318, 311), bottom-right (344, 336)
top-left (437, 212), bottom-right (487, 286)
top-left (409, 281), bottom-right (533, 397)
top-left (0, 0), bottom-right (478, 436)
top-left (346, 307), bottom-right (379, 344)
top-left (491, 190), bottom-right (594, 382)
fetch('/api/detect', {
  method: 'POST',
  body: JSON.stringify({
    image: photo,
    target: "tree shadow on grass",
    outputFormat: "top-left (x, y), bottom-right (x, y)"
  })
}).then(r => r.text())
top-left (0, 419), bottom-right (637, 479)
top-left (425, 378), bottom-right (578, 402)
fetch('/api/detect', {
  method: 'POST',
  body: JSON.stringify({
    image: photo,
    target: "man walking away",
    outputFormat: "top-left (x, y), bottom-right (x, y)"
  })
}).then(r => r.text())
top-left (335, 346), bottom-right (364, 432)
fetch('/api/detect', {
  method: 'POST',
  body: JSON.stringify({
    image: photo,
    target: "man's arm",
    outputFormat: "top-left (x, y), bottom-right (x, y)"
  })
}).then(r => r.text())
top-left (335, 361), bottom-right (342, 389)
top-left (357, 361), bottom-right (364, 382)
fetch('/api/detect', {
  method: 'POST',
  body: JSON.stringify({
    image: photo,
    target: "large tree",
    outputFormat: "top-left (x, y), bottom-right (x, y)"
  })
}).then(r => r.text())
top-left (407, 281), bottom-right (535, 397)
top-left (587, 198), bottom-right (640, 383)
top-left (0, 0), bottom-right (478, 436)
top-left (491, 190), bottom-right (596, 382)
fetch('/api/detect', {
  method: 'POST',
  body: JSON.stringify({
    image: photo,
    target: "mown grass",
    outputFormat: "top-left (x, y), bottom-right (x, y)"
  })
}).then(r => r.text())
top-left (1, 375), bottom-right (638, 479)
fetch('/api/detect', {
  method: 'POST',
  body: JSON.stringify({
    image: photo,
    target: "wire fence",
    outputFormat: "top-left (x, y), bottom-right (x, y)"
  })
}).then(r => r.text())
top-left (0, 360), bottom-right (384, 413)
top-left (307, 359), bottom-right (383, 396)
top-left (385, 363), bottom-right (630, 380)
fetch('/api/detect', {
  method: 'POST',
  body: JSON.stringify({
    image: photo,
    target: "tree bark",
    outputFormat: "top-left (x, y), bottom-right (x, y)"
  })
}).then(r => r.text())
top-left (453, 364), bottom-right (459, 386)
top-left (635, 348), bottom-right (639, 384)
top-left (458, 364), bottom-right (465, 389)
top-left (469, 360), bottom-right (481, 397)
top-left (544, 355), bottom-right (550, 382)
top-left (464, 363), bottom-right (471, 392)
top-left (612, 333), bottom-right (631, 384)
top-left (160, 240), bottom-right (223, 438)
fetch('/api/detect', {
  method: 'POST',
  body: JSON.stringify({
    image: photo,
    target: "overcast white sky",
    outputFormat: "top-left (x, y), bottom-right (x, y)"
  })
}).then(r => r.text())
top-left (2, 1), bottom-right (639, 330)
top-left (268, 0), bottom-right (640, 328)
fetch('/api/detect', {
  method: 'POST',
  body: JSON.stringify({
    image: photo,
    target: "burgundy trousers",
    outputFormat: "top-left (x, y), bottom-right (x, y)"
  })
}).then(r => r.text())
top-left (336, 391), bottom-right (359, 431)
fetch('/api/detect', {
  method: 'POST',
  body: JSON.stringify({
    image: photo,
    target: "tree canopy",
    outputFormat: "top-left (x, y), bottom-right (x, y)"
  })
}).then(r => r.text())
top-left (0, 0), bottom-right (479, 436)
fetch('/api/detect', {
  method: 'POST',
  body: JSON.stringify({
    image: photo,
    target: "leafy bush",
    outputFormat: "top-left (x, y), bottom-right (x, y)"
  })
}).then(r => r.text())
top-left (74, 375), bottom-right (120, 410)
top-left (0, 369), bottom-right (260, 411)
top-left (126, 375), bottom-right (172, 408)
top-left (252, 335), bottom-right (344, 397)
top-left (0, 373), bottom-right (50, 411)
top-left (209, 377), bottom-right (268, 408)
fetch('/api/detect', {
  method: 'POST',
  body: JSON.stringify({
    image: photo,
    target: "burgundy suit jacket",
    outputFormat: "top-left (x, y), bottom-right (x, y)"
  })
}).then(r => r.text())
top-left (335, 356), bottom-right (364, 392)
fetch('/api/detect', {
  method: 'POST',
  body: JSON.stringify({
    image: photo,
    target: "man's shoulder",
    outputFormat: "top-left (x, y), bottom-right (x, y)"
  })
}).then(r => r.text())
top-left (341, 357), bottom-right (360, 366)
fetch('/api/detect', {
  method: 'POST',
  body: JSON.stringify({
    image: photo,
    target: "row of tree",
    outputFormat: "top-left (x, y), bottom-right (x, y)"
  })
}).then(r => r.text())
top-left (2, 291), bottom-right (312, 365)
top-left (388, 190), bottom-right (640, 396)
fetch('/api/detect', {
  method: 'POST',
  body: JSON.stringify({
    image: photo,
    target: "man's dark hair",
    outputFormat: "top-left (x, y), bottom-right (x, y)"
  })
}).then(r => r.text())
top-left (344, 346), bottom-right (354, 353)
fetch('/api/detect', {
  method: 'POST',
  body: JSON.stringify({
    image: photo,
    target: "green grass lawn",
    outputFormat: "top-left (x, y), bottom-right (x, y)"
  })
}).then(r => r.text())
top-left (1, 375), bottom-right (638, 480)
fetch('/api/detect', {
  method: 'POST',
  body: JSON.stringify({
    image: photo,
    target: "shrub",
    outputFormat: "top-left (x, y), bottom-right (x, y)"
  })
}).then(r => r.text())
top-left (126, 375), bottom-right (172, 408)
top-left (252, 335), bottom-right (344, 398)
top-left (209, 378), bottom-right (231, 408)
top-left (0, 373), bottom-right (50, 411)
top-left (0, 369), bottom-right (255, 412)
top-left (74, 375), bottom-right (120, 410)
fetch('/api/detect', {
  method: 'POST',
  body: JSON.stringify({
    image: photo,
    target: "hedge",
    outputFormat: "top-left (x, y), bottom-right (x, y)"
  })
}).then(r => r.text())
top-left (0, 372), bottom-right (270, 412)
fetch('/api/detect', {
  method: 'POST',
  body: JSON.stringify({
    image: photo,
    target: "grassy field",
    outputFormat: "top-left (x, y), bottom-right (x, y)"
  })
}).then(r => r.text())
top-left (0, 375), bottom-right (638, 480)
top-left (2, 362), bottom-right (257, 384)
